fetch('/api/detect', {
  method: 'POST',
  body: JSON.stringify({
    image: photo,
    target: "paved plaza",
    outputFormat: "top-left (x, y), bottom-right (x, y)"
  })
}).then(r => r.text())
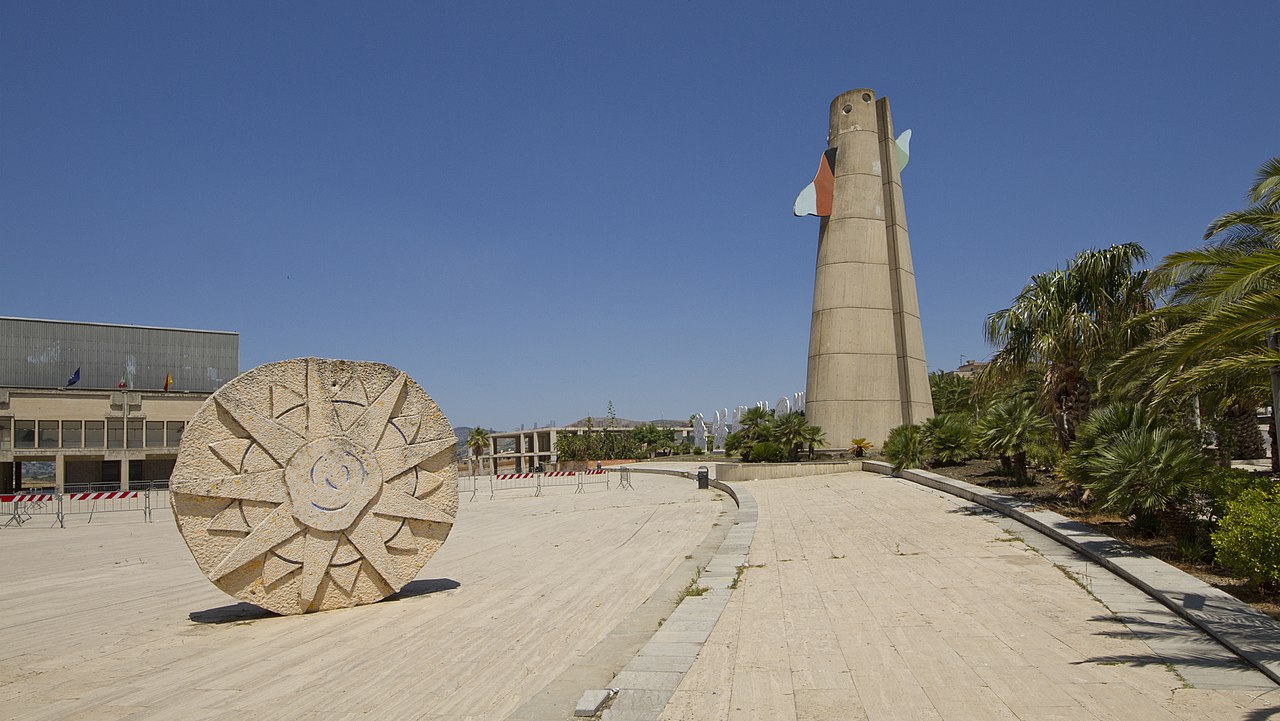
top-left (3, 468), bottom-right (1279, 720)
top-left (0, 475), bottom-right (729, 720)
top-left (658, 472), bottom-right (1279, 721)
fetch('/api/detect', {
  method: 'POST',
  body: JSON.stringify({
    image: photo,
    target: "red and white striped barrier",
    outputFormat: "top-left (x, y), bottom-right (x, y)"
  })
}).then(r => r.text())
top-left (0, 493), bottom-right (55, 503)
top-left (584, 469), bottom-right (606, 475)
top-left (543, 471), bottom-right (576, 477)
top-left (64, 491), bottom-right (139, 502)
top-left (4, 486), bottom-right (168, 528)
top-left (495, 473), bottom-right (534, 480)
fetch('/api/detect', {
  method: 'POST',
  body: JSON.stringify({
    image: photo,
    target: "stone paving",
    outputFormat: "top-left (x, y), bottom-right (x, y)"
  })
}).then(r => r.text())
top-left (7, 465), bottom-right (1280, 720)
top-left (657, 472), bottom-right (1280, 721)
top-left (0, 476), bottom-right (728, 721)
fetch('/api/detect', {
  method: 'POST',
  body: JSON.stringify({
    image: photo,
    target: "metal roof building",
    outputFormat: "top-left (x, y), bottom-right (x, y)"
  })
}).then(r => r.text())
top-left (0, 316), bottom-right (237, 392)
top-left (1, 317), bottom-right (240, 493)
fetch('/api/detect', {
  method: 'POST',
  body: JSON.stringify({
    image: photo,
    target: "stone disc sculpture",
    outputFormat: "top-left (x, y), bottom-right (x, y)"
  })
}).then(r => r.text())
top-left (171, 358), bottom-right (458, 615)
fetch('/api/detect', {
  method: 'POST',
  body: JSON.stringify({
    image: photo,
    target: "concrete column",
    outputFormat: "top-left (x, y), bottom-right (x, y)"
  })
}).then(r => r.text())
top-left (876, 97), bottom-right (933, 425)
top-left (54, 454), bottom-right (65, 493)
top-left (120, 458), bottom-right (130, 492)
top-left (805, 88), bottom-right (934, 448)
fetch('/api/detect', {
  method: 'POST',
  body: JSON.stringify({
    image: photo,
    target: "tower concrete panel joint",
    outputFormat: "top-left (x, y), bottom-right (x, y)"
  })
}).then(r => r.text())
top-left (804, 88), bottom-right (934, 448)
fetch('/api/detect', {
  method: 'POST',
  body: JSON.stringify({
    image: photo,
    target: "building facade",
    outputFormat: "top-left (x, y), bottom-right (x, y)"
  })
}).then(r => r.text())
top-left (0, 317), bottom-right (238, 492)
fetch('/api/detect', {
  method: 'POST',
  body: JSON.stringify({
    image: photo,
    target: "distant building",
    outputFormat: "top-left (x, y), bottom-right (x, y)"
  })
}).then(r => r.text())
top-left (952, 360), bottom-right (988, 379)
top-left (477, 424), bottom-right (695, 473)
top-left (0, 317), bottom-right (238, 492)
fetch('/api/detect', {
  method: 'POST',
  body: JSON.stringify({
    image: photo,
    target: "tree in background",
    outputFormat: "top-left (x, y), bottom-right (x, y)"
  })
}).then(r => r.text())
top-left (774, 412), bottom-right (810, 461)
top-left (929, 371), bottom-right (976, 416)
top-left (976, 396), bottom-right (1052, 482)
top-left (801, 422), bottom-right (826, 460)
top-left (630, 424), bottom-right (674, 459)
top-left (467, 427), bottom-right (491, 475)
top-left (981, 243), bottom-right (1154, 450)
top-left (883, 423), bottom-right (927, 471)
top-left (1110, 159), bottom-right (1280, 468)
top-left (920, 414), bottom-right (975, 466)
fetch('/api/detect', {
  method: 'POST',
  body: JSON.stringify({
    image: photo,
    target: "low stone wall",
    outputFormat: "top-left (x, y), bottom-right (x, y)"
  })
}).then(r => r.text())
top-left (714, 460), bottom-right (861, 483)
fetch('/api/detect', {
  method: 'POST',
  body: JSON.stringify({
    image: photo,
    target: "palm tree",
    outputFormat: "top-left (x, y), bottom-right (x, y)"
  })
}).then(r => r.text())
top-left (1109, 158), bottom-right (1280, 466)
top-left (981, 243), bottom-right (1153, 450)
top-left (467, 427), bottom-right (491, 476)
top-left (921, 413), bottom-right (974, 466)
top-left (1085, 426), bottom-right (1207, 526)
top-left (738, 407), bottom-right (774, 446)
top-left (801, 423), bottom-right (826, 459)
top-left (773, 412), bottom-right (809, 461)
top-left (929, 371), bottom-right (975, 416)
top-left (883, 423), bottom-right (927, 471)
top-left (976, 396), bottom-right (1052, 482)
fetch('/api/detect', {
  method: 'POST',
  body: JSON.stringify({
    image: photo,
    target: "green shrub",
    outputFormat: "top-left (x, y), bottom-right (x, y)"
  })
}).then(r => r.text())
top-left (749, 441), bottom-right (786, 463)
top-left (921, 413), bottom-right (974, 466)
top-left (724, 430), bottom-right (747, 461)
top-left (1195, 467), bottom-right (1277, 523)
top-left (1175, 533), bottom-right (1213, 564)
top-left (1084, 426), bottom-right (1207, 525)
top-left (691, 446), bottom-right (704, 456)
top-left (1060, 402), bottom-right (1159, 488)
top-left (883, 424), bottom-right (927, 471)
top-left (1212, 488), bottom-right (1280, 591)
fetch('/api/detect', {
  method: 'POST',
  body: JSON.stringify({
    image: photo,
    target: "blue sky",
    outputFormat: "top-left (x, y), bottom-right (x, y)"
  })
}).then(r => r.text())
top-left (2, 2), bottom-right (1276, 430)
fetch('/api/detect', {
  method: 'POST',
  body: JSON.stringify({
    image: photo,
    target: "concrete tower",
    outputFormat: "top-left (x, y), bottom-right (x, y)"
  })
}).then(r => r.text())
top-left (805, 88), bottom-right (933, 447)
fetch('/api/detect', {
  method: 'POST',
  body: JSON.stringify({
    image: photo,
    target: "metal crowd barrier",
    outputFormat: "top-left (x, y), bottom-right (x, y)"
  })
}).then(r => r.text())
top-left (2, 492), bottom-right (60, 528)
top-left (2, 481), bottom-right (171, 528)
top-left (490, 472), bottom-right (537, 499)
top-left (581, 468), bottom-right (611, 491)
top-left (458, 475), bottom-right (478, 502)
top-left (480, 469), bottom-right (623, 500)
top-left (539, 471), bottom-right (579, 496)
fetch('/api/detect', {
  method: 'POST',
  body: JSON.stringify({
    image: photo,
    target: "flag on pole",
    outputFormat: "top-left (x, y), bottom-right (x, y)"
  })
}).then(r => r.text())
top-left (66, 368), bottom-right (80, 387)
top-left (164, 372), bottom-right (173, 392)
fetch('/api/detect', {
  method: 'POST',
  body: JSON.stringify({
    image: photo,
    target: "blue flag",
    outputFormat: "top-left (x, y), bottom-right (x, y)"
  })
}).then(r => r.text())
top-left (66, 367), bottom-right (80, 387)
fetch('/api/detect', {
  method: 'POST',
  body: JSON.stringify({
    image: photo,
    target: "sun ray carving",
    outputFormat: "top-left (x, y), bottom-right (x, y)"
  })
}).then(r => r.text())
top-left (171, 358), bottom-right (459, 615)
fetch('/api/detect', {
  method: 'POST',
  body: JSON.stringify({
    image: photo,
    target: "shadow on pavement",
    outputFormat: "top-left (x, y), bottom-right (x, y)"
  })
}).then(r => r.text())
top-left (189, 601), bottom-right (278, 624)
top-left (188, 578), bottom-right (460, 623)
top-left (387, 577), bottom-right (461, 600)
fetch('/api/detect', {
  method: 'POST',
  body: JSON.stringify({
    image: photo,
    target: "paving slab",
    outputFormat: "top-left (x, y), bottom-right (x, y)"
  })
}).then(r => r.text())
top-left (0, 475), bottom-right (723, 720)
top-left (875, 462), bottom-right (1280, 689)
top-left (656, 472), bottom-right (1280, 721)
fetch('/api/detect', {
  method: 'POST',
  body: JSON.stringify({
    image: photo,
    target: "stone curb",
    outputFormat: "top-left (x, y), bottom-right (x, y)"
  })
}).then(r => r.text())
top-left (595, 469), bottom-right (757, 721)
top-left (860, 460), bottom-right (1280, 688)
